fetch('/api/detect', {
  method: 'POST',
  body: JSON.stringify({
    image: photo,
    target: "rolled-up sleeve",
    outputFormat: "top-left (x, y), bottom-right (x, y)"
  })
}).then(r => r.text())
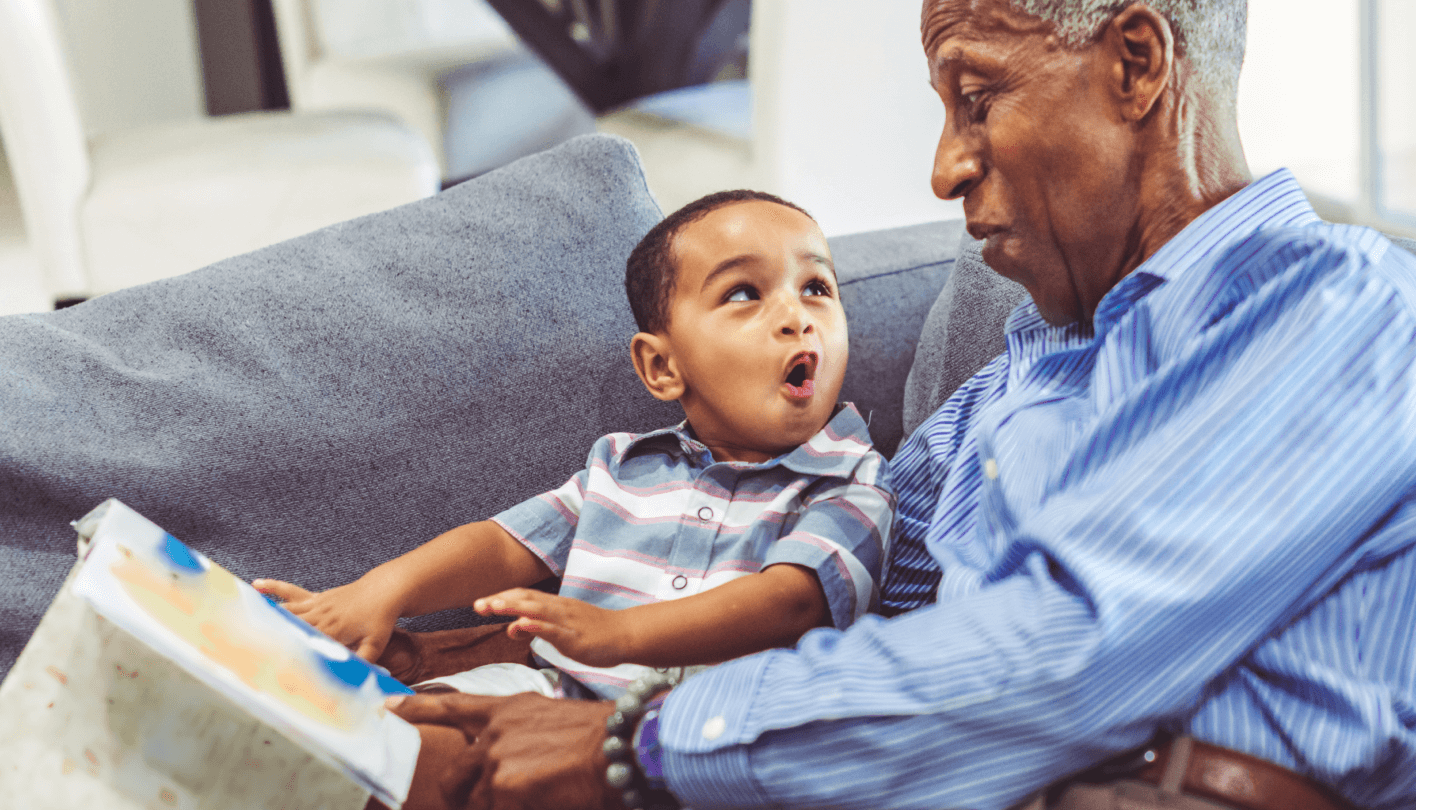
top-left (489, 437), bottom-right (604, 575)
top-left (760, 451), bottom-right (893, 629)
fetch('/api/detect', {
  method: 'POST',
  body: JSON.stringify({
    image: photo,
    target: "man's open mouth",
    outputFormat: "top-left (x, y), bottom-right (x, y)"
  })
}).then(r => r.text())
top-left (783, 351), bottom-right (818, 398)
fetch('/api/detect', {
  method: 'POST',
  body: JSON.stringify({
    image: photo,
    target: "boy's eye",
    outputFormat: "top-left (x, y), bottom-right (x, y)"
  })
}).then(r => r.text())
top-left (802, 280), bottom-right (832, 297)
top-left (724, 285), bottom-right (760, 303)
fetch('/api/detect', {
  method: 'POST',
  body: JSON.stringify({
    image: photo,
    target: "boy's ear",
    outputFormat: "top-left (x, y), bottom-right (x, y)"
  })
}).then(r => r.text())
top-left (630, 332), bottom-right (685, 401)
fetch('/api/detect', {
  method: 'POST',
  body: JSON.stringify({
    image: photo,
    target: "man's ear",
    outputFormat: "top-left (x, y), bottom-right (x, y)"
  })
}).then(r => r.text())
top-left (1106, 3), bottom-right (1174, 121)
top-left (630, 332), bottom-right (685, 401)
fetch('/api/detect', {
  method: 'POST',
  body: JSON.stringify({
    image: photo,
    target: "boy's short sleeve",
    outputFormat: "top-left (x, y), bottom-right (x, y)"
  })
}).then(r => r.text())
top-left (762, 450), bottom-right (894, 630)
top-left (491, 435), bottom-right (613, 575)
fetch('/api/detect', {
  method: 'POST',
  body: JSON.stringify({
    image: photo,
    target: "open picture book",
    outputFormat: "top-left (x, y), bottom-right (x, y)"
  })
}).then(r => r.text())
top-left (0, 499), bottom-right (420, 810)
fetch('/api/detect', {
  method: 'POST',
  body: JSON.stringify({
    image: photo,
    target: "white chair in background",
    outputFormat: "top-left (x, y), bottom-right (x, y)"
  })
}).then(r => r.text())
top-left (0, 0), bottom-right (439, 302)
top-left (268, 0), bottom-right (526, 180)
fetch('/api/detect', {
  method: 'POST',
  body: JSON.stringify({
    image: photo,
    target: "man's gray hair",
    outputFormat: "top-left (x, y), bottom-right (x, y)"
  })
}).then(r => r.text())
top-left (1012, 0), bottom-right (1247, 101)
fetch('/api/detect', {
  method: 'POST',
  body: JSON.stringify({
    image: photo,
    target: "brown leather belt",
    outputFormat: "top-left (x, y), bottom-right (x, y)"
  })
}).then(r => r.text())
top-left (1131, 735), bottom-right (1353, 810)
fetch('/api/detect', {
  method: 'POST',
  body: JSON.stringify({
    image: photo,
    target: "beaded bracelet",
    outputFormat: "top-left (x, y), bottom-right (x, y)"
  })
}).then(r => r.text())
top-left (601, 669), bottom-right (683, 810)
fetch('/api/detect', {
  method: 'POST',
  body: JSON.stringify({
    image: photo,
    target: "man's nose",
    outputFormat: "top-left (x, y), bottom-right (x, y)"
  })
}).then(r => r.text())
top-left (932, 126), bottom-right (983, 200)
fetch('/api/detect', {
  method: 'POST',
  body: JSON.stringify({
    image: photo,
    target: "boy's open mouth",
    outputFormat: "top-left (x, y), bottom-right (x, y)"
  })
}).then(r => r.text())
top-left (783, 351), bottom-right (818, 398)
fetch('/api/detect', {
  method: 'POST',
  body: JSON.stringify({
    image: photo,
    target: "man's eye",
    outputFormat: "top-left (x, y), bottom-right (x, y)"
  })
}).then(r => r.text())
top-left (959, 89), bottom-right (988, 122)
top-left (724, 286), bottom-right (760, 303)
top-left (802, 280), bottom-right (832, 297)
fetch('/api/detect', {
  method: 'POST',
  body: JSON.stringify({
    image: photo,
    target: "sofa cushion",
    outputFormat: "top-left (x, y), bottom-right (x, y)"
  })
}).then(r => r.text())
top-left (830, 219), bottom-right (965, 457)
top-left (902, 235), bottom-right (1029, 438)
top-left (0, 133), bottom-right (672, 679)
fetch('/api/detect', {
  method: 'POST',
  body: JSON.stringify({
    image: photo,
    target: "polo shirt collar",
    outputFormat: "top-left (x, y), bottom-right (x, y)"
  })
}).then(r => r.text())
top-left (622, 402), bottom-right (873, 480)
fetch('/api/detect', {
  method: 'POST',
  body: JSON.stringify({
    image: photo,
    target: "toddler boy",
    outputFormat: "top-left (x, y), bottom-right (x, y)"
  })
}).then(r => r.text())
top-left (256, 190), bottom-right (893, 699)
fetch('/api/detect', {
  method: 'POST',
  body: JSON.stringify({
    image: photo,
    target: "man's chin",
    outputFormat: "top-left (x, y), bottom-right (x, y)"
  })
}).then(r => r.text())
top-left (981, 239), bottom-right (1032, 297)
top-left (979, 235), bottom-right (1027, 284)
top-left (980, 240), bottom-right (1082, 327)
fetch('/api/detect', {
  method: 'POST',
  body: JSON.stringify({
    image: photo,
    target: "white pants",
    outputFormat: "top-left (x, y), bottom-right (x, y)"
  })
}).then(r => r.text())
top-left (413, 663), bottom-right (564, 697)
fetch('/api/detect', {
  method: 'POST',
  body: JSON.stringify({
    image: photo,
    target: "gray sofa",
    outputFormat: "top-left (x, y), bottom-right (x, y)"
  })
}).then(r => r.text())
top-left (0, 134), bottom-right (1025, 680)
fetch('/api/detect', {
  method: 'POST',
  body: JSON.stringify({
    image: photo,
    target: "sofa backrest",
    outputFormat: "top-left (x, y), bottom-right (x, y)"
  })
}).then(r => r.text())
top-left (0, 134), bottom-right (975, 680)
top-left (0, 135), bottom-right (666, 677)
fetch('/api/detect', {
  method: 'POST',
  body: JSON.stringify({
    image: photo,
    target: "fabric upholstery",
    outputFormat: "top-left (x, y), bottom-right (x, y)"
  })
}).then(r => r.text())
top-left (0, 133), bottom-right (979, 681)
top-left (902, 235), bottom-right (1029, 438)
top-left (0, 134), bottom-right (665, 679)
top-left (830, 219), bottom-right (963, 457)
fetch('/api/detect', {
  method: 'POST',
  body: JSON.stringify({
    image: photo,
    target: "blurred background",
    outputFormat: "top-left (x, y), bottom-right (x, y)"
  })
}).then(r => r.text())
top-left (0, 0), bottom-right (1419, 315)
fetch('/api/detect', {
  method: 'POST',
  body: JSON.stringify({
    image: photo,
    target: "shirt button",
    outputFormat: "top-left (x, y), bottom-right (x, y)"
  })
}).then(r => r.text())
top-left (672, 575), bottom-right (688, 590)
top-left (701, 716), bottom-right (726, 740)
top-left (984, 458), bottom-right (999, 480)
top-left (697, 506), bottom-right (713, 522)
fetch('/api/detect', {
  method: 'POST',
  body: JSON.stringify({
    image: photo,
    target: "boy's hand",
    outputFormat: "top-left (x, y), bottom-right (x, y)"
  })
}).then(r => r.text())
top-left (474, 590), bottom-right (635, 668)
top-left (253, 578), bottom-right (402, 663)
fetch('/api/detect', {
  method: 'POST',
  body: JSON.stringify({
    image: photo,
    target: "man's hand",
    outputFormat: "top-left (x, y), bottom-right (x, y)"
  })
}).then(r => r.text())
top-left (387, 692), bottom-right (622, 810)
top-left (253, 577), bottom-right (402, 662)
top-left (474, 589), bottom-right (635, 668)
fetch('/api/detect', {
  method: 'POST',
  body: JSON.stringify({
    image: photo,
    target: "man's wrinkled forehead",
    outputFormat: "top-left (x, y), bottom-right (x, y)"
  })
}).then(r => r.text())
top-left (921, 0), bottom-right (1057, 55)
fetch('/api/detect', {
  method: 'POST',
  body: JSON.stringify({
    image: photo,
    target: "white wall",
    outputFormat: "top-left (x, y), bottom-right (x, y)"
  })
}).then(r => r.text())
top-left (1236, 0), bottom-right (1414, 228)
top-left (1376, 0), bottom-right (1416, 215)
top-left (750, 0), bottom-right (959, 236)
top-left (1237, 0), bottom-right (1361, 205)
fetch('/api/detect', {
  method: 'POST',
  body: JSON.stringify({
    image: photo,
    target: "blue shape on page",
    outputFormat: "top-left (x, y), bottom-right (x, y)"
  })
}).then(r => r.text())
top-left (321, 654), bottom-right (373, 688)
top-left (376, 672), bottom-right (414, 695)
top-left (161, 533), bottom-right (205, 573)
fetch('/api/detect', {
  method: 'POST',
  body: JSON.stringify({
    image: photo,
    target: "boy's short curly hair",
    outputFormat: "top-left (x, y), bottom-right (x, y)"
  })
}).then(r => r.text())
top-left (625, 189), bottom-right (813, 335)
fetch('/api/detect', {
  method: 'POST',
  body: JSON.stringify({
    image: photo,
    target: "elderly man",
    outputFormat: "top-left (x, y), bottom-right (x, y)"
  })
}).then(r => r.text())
top-left (381, 0), bottom-right (1416, 808)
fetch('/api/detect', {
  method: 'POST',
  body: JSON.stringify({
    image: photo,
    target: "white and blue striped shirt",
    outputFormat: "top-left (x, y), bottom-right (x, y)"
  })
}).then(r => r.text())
top-left (492, 403), bottom-right (892, 699)
top-left (657, 170), bottom-right (1415, 809)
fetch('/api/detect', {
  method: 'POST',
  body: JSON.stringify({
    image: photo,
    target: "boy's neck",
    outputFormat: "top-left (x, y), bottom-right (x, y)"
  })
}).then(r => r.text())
top-left (682, 403), bottom-right (843, 464)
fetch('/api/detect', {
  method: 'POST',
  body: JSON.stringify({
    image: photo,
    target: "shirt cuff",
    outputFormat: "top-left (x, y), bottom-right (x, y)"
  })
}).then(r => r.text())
top-left (764, 535), bottom-right (868, 631)
top-left (658, 654), bottom-right (776, 808)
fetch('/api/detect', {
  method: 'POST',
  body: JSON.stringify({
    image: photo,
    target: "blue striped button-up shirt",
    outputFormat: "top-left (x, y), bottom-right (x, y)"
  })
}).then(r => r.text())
top-left (657, 170), bottom-right (1415, 809)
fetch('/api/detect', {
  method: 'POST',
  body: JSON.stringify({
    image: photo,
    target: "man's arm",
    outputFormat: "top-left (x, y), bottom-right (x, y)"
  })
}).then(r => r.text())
top-left (473, 562), bottom-right (828, 668)
top-left (255, 519), bottom-right (553, 661)
top-left (648, 234), bottom-right (1417, 809)
top-left (381, 232), bottom-right (1415, 810)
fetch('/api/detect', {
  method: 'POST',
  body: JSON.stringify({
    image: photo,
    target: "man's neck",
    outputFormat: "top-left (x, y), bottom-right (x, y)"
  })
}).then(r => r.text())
top-left (1122, 86), bottom-right (1252, 296)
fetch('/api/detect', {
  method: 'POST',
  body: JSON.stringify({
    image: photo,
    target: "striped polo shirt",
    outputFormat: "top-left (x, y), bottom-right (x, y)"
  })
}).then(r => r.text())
top-left (491, 402), bottom-right (893, 699)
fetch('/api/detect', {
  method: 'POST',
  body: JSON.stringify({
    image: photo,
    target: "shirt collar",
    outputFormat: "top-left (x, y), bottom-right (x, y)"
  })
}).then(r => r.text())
top-left (1004, 168), bottom-right (1321, 337)
top-left (621, 402), bottom-right (874, 479)
top-left (1127, 167), bottom-right (1320, 285)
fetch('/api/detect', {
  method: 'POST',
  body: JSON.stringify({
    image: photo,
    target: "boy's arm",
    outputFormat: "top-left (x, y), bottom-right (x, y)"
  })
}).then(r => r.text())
top-left (255, 519), bottom-right (553, 661)
top-left (474, 562), bottom-right (828, 668)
